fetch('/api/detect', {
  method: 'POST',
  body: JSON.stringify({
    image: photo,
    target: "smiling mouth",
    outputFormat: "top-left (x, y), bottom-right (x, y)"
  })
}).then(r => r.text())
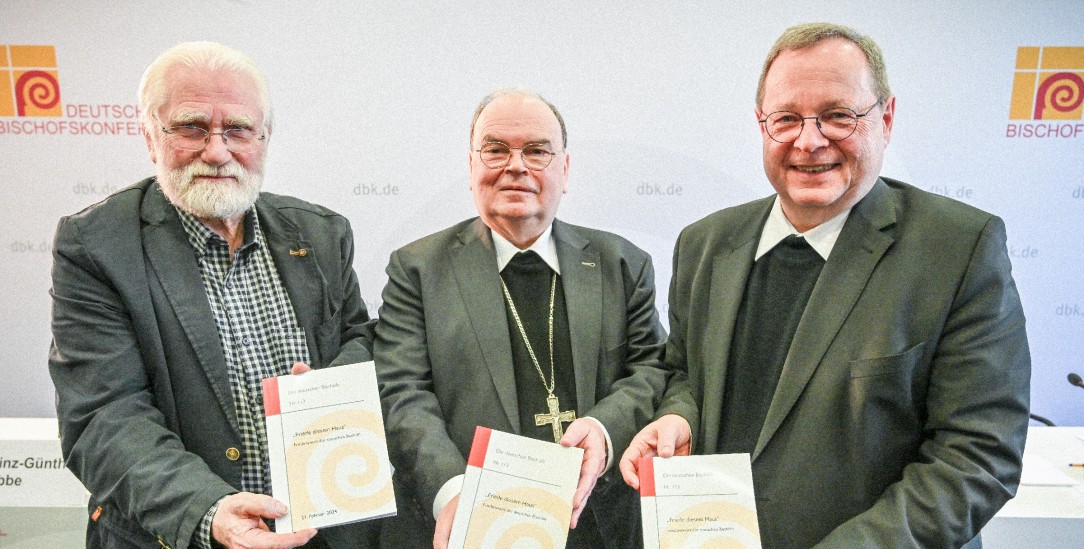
top-left (792, 164), bottom-right (837, 174)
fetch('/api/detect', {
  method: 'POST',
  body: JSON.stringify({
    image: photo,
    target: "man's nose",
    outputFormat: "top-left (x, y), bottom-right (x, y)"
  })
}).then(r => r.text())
top-left (505, 149), bottom-right (529, 172)
top-left (200, 132), bottom-right (234, 165)
top-left (792, 119), bottom-right (829, 152)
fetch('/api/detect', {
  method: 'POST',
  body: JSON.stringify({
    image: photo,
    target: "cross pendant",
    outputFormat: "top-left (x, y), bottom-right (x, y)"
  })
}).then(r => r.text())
top-left (535, 393), bottom-right (576, 442)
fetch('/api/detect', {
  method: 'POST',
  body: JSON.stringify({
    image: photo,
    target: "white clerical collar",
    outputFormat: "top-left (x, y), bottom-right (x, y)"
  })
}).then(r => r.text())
top-left (755, 197), bottom-right (851, 261)
top-left (492, 225), bottom-right (561, 275)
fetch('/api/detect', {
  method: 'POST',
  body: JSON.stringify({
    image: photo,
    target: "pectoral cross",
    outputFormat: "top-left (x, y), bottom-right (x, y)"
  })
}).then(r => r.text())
top-left (535, 393), bottom-right (576, 442)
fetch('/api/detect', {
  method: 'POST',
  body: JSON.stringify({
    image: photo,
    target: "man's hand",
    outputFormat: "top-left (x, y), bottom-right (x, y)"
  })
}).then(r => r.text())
top-left (618, 414), bottom-right (692, 489)
top-left (433, 493), bottom-right (459, 549)
top-left (559, 418), bottom-right (608, 529)
top-left (211, 492), bottom-right (316, 549)
top-left (290, 362), bottom-right (311, 375)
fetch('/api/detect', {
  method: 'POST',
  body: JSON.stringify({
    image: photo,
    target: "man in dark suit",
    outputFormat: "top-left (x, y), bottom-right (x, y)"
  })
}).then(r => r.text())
top-left (376, 88), bottom-right (670, 548)
top-left (619, 23), bottom-right (1031, 548)
top-left (48, 41), bottom-right (378, 549)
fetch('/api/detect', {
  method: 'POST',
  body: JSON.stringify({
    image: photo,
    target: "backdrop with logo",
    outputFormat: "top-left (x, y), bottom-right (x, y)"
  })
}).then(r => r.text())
top-left (2, 2), bottom-right (1081, 426)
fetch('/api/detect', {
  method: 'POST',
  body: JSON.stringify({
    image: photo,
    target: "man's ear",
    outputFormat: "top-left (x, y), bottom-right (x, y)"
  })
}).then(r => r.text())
top-left (142, 122), bottom-right (158, 164)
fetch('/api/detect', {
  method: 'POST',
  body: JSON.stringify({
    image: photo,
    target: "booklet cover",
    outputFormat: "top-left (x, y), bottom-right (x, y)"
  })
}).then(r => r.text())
top-left (262, 361), bottom-right (395, 532)
top-left (449, 426), bottom-right (583, 549)
top-left (639, 454), bottom-right (761, 548)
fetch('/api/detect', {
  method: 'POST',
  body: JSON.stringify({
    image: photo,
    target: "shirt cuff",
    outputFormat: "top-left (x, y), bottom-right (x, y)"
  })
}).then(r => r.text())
top-left (433, 474), bottom-right (464, 520)
top-left (582, 416), bottom-right (614, 473)
top-left (194, 498), bottom-right (223, 549)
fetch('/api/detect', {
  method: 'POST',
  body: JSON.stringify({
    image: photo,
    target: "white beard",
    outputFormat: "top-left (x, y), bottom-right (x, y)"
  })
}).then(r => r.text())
top-left (157, 160), bottom-right (263, 219)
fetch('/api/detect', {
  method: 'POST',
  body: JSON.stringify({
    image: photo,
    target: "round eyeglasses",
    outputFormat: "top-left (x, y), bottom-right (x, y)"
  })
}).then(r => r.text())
top-left (160, 124), bottom-right (266, 154)
top-left (475, 142), bottom-right (561, 171)
top-left (759, 98), bottom-right (883, 143)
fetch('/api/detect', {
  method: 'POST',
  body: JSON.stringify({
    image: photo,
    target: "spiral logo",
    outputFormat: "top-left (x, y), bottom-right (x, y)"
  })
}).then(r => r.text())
top-left (15, 70), bottom-right (61, 116)
top-left (285, 409), bottom-right (394, 529)
top-left (1034, 72), bottom-right (1084, 120)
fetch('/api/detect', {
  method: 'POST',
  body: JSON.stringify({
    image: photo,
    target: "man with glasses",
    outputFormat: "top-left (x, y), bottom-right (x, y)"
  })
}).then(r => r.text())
top-left (620, 22), bottom-right (1030, 548)
top-left (49, 42), bottom-right (378, 549)
top-left (375, 88), bottom-right (670, 548)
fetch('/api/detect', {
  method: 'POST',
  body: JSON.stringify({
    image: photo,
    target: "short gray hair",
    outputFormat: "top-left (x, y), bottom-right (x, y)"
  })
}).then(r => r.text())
top-left (756, 22), bottom-right (891, 109)
top-left (469, 88), bottom-right (567, 149)
top-left (139, 41), bottom-right (272, 130)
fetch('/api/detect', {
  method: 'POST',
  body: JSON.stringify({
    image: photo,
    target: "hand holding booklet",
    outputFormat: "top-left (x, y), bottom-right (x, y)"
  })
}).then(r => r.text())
top-left (639, 454), bottom-right (761, 548)
top-left (449, 427), bottom-right (583, 549)
top-left (262, 361), bottom-right (395, 533)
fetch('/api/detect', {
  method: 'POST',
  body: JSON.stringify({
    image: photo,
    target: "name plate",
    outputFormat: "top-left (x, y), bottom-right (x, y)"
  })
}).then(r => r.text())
top-left (0, 418), bottom-right (87, 507)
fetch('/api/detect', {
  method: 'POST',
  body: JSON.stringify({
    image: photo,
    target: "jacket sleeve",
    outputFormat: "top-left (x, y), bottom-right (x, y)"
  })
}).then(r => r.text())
top-left (323, 215), bottom-right (376, 368)
top-left (48, 214), bottom-right (234, 549)
top-left (815, 216), bottom-right (1031, 548)
top-left (653, 226), bottom-right (703, 451)
top-left (578, 246), bottom-right (670, 458)
top-left (374, 248), bottom-right (469, 513)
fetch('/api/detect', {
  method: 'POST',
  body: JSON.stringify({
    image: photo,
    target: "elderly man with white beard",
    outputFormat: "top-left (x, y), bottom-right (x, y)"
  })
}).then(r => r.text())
top-left (48, 41), bottom-right (379, 549)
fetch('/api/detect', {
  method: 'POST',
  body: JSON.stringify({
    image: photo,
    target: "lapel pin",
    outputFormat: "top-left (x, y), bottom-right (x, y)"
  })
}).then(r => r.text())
top-left (581, 261), bottom-right (596, 267)
top-left (289, 248), bottom-right (308, 257)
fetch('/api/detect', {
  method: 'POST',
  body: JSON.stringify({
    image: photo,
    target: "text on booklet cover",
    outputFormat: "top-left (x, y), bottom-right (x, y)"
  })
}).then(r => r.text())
top-left (449, 426), bottom-right (583, 549)
top-left (640, 454), bottom-right (761, 548)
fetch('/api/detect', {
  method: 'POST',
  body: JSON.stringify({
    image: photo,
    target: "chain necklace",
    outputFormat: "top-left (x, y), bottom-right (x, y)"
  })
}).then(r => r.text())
top-left (499, 272), bottom-right (557, 395)
top-left (499, 269), bottom-right (576, 441)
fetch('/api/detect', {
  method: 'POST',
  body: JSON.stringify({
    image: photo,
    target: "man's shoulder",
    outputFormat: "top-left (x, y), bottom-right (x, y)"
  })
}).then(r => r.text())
top-left (57, 178), bottom-right (156, 248)
top-left (879, 177), bottom-right (997, 231)
top-left (389, 218), bottom-right (479, 260)
top-left (679, 195), bottom-right (774, 243)
top-left (63, 177), bottom-right (154, 222)
top-left (258, 191), bottom-right (346, 221)
top-left (554, 219), bottom-right (651, 261)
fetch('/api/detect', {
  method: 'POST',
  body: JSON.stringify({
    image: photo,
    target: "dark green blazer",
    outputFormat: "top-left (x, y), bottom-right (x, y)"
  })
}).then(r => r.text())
top-left (658, 177), bottom-right (1031, 548)
top-left (375, 218), bottom-right (669, 547)
top-left (49, 177), bottom-right (376, 548)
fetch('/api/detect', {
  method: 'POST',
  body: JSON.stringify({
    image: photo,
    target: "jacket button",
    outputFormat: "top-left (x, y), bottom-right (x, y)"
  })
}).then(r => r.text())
top-left (226, 447), bottom-right (241, 461)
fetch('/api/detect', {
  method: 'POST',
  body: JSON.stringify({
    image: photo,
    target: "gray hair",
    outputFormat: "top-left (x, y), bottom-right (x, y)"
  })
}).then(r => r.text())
top-left (469, 88), bottom-right (567, 149)
top-left (138, 41), bottom-right (272, 130)
top-left (756, 22), bottom-right (891, 109)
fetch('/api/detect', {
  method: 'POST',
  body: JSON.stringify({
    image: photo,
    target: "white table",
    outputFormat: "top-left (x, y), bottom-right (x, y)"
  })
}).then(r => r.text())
top-left (981, 426), bottom-right (1084, 548)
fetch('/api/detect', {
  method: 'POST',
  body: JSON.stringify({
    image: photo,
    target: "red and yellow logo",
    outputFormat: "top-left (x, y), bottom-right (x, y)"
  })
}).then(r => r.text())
top-left (1, 45), bottom-right (62, 117)
top-left (1009, 46), bottom-right (1084, 120)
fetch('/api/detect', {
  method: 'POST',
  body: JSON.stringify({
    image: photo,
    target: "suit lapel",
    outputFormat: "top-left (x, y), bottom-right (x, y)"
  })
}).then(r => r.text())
top-left (700, 205), bottom-right (767, 451)
top-left (451, 219), bottom-right (521, 430)
top-left (754, 180), bottom-right (897, 459)
top-left (552, 220), bottom-right (601, 413)
top-left (140, 186), bottom-right (239, 434)
top-left (256, 201), bottom-right (329, 364)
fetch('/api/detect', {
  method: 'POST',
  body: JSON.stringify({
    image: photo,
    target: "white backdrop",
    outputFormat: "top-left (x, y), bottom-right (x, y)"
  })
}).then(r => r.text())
top-left (2, 1), bottom-right (1081, 426)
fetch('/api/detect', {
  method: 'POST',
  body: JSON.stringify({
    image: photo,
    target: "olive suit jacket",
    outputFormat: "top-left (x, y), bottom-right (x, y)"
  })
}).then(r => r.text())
top-left (375, 218), bottom-right (669, 547)
top-left (48, 178), bottom-right (378, 548)
top-left (658, 178), bottom-right (1031, 548)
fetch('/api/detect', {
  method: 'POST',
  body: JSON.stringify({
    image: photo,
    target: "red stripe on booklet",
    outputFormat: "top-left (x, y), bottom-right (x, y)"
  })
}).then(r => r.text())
top-left (639, 456), bottom-right (656, 496)
top-left (263, 377), bottom-right (281, 416)
top-left (467, 426), bottom-right (492, 467)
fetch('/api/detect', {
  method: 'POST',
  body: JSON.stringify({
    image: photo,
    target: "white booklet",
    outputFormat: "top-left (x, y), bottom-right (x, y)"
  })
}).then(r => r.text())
top-left (449, 427), bottom-right (583, 549)
top-left (639, 454), bottom-right (761, 548)
top-left (262, 361), bottom-right (396, 532)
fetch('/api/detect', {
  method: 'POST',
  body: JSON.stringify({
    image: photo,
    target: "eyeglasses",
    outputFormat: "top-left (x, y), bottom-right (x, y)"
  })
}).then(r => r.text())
top-left (475, 142), bottom-right (561, 171)
top-left (159, 123), bottom-right (266, 153)
top-left (759, 98), bottom-right (883, 143)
